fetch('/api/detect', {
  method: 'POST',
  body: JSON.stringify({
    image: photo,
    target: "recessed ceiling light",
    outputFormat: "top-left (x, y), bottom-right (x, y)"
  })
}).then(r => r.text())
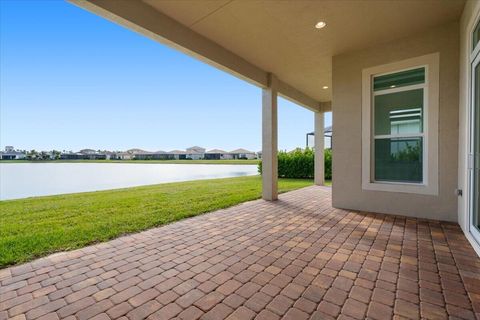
top-left (322, 86), bottom-right (329, 89)
top-left (315, 21), bottom-right (326, 29)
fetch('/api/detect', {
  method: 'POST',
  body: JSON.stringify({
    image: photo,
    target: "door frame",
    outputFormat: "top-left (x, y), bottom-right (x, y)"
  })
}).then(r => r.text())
top-left (469, 51), bottom-right (480, 245)
top-left (468, 16), bottom-right (480, 246)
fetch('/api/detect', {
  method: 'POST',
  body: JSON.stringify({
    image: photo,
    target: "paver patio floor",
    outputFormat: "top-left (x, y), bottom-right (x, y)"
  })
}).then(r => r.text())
top-left (1, 186), bottom-right (480, 320)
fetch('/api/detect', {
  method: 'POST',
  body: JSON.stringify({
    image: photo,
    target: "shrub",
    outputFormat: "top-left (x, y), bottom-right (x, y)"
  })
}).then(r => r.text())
top-left (258, 148), bottom-right (332, 180)
top-left (324, 148), bottom-right (332, 180)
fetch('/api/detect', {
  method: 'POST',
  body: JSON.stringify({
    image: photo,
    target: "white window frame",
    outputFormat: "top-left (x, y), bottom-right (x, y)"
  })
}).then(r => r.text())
top-left (362, 53), bottom-right (439, 195)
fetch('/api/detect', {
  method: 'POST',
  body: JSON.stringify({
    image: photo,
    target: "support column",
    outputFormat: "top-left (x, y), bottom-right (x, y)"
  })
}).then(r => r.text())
top-left (314, 111), bottom-right (325, 186)
top-left (262, 74), bottom-right (278, 200)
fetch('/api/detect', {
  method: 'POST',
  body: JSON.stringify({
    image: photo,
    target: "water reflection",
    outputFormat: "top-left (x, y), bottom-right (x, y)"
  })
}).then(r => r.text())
top-left (0, 163), bottom-right (258, 200)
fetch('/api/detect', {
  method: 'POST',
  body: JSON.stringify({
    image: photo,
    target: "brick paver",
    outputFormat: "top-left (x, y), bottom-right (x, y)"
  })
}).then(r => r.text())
top-left (1, 186), bottom-right (479, 319)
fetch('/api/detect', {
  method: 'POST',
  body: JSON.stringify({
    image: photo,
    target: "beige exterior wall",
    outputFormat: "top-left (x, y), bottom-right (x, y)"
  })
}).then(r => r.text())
top-left (332, 22), bottom-right (459, 222)
top-left (458, 1), bottom-right (480, 254)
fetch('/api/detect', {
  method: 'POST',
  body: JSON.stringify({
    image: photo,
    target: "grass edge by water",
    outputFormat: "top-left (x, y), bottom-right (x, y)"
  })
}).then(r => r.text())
top-left (0, 176), bottom-right (327, 267)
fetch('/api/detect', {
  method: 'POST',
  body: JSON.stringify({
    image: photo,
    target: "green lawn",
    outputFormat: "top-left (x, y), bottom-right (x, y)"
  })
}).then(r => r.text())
top-left (0, 159), bottom-right (260, 165)
top-left (0, 176), bottom-right (316, 268)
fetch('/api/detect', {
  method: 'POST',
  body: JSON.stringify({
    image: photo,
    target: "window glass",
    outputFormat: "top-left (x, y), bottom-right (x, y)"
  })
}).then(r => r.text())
top-left (473, 19), bottom-right (480, 52)
top-left (372, 67), bottom-right (426, 184)
top-left (374, 89), bottom-right (423, 135)
top-left (373, 67), bottom-right (425, 91)
top-left (374, 138), bottom-right (423, 183)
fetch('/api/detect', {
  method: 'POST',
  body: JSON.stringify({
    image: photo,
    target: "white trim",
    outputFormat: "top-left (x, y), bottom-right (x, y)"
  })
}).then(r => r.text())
top-left (473, 37), bottom-right (480, 60)
top-left (468, 39), bottom-right (480, 246)
top-left (472, 16), bottom-right (480, 59)
top-left (465, 229), bottom-right (480, 257)
top-left (459, 0), bottom-right (480, 258)
top-left (373, 83), bottom-right (425, 96)
top-left (362, 53), bottom-right (439, 195)
top-left (374, 133), bottom-right (424, 139)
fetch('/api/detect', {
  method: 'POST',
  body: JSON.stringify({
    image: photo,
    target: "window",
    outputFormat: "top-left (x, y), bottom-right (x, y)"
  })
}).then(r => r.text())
top-left (373, 68), bottom-right (425, 183)
top-left (362, 54), bottom-right (439, 195)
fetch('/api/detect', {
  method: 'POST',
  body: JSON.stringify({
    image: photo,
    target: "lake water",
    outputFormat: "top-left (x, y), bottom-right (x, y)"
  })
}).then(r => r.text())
top-left (0, 163), bottom-right (259, 200)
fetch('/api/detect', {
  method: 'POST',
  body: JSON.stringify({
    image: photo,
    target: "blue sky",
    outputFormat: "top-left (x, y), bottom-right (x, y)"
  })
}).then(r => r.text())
top-left (0, 0), bottom-right (331, 152)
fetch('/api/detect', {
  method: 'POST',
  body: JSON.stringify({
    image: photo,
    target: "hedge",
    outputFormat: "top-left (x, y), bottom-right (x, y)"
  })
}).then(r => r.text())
top-left (324, 148), bottom-right (332, 180)
top-left (258, 148), bottom-right (332, 180)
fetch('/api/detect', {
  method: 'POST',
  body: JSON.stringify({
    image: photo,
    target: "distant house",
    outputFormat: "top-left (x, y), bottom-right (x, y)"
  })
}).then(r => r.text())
top-left (152, 151), bottom-right (174, 160)
top-left (91, 154), bottom-right (107, 160)
top-left (126, 148), bottom-right (147, 155)
top-left (229, 148), bottom-right (256, 160)
top-left (9, 146), bottom-right (257, 161)
top-left (123, 149), bottom-right (145, 160)
top-left (0, 146), bottom-right (26, 160)
top-left (79, 149), bottom-right (96, 155)
top-left (132, 151), bottom-right (153, 160)
top-left (60, 152), bottom-right (87, 160)
top-left (185, 146), bottom-right (205, 160)
top-left (112, 152), bottom-right (133, 160)
top-left (104, 151), bottom-right (114, 160)
top-left (78, 149), bottom-right (107, 160)
top-left (169, 150), bottom-right (187, 160)
top-left (60, 149), bottom-right (107, 160)
top-left (204, 149), bottom-right (228, 160)
top-left (134, 151), bottom-right (174, 160)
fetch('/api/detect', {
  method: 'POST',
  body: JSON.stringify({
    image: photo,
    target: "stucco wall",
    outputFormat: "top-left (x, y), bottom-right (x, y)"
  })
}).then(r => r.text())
top-left (332, 21), bottom-right (459, 222)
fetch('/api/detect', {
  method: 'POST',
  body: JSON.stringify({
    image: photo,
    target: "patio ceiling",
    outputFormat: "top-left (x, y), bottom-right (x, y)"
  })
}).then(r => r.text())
top-left (71, 0), bottom-right (464, 111)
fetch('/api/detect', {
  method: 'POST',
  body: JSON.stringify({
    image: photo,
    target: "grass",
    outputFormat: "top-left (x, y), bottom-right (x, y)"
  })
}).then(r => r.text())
top-left (0, 159), bottom-right (260, 165)
top-left (0, 176), bottom-right (316, 268)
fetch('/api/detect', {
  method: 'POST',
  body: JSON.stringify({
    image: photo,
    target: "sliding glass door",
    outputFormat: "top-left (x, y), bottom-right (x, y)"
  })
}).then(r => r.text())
top-left (470, 24), bottom-right (480, 243)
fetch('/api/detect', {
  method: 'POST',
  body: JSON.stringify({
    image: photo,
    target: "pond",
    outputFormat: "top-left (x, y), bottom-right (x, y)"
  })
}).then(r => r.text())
top-left (0, 163), bottom-right (258, 200)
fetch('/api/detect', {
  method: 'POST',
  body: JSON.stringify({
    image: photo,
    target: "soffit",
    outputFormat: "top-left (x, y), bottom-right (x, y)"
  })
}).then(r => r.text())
top-left (143, 0), bottom-right (464, 102)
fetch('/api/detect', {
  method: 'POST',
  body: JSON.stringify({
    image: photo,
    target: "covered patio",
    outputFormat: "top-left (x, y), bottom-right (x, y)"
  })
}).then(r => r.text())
top-left (2, 1), bottom-right (479, 319)
top-left (1, 187), bottom-right (479, 320)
